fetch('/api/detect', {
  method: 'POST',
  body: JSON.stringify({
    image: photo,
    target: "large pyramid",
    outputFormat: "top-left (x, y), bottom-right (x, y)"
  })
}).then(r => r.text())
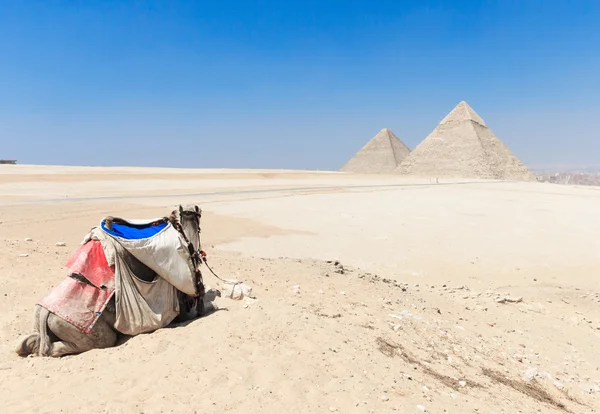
top-left (395, 101), bottom-right (535, 181)
top-left (341, 128), bottom-right (411, 174)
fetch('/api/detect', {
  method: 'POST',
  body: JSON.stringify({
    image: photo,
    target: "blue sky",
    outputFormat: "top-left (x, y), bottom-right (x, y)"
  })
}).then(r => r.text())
top-left (1, 0), bottom-right (599, 170)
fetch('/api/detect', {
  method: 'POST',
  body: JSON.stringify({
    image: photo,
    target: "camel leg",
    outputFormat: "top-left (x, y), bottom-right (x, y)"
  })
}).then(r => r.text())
top-left (17, 304), bottom-right (119, 358)
top-left (46, 340), bottom-right (82, 357)
top-left (15, 305), bottom-right (44, 357)
top-left (45, 312), bottom-right (117, 357)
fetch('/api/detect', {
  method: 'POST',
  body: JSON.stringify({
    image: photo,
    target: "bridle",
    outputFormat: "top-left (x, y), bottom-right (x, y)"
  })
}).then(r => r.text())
top-left (171, 205), bottom-right (205, 299)
top-left (177, 205), bottom-right (203, 258)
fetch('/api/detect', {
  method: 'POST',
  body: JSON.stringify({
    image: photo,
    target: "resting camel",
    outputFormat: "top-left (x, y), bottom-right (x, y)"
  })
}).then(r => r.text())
top-left (15, 205), bottom-right (214, 358)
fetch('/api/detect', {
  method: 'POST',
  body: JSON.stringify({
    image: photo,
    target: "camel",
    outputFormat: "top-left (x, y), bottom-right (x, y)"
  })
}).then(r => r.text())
top-left (15, 204), bottom-right (216, 358)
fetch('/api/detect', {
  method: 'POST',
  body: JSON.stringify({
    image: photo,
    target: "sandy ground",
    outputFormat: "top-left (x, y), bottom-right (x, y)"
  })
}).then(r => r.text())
top-left (1, 165), bottom-right (599, 414)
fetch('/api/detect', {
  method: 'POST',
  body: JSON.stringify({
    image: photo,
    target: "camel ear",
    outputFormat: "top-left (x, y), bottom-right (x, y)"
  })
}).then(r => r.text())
top-left (195, 205), bottom-right (200, 215)
top-left (179, 205), bottom-right (184, 216)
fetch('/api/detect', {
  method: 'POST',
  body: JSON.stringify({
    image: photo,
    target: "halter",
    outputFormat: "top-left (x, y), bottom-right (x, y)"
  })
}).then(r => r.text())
top-left (177, 205), bottom-right (203, 256)
top-left (171, 205), bottom-right (205, 297)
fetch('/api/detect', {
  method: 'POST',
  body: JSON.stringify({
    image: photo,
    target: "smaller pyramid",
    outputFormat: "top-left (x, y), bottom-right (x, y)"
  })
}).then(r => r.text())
top-left (341, 128), bottom-right (411, 174)
top-left (395, 101), bottom-right (535, 181)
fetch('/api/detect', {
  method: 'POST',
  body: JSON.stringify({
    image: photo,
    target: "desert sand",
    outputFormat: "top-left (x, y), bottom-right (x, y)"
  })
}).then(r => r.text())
top-left (1, 164), bottom-right (599, 413)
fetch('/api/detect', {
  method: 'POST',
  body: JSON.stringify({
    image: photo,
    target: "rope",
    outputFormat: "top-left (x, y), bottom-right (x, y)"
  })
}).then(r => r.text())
top-left (200, 256), bottom-right (247, 300)
top-left (202, 257), bottom-right (242, 286)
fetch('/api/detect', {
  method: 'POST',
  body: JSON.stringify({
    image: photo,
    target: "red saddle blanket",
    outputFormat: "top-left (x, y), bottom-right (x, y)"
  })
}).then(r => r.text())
top-left (38, 240), bottom-right (115, 333)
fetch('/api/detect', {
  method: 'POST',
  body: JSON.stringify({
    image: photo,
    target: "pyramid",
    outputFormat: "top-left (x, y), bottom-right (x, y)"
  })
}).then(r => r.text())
top-left (395, 101), bottom-right (535, 181)
top-left (341, 128), bottom-right (411, 174)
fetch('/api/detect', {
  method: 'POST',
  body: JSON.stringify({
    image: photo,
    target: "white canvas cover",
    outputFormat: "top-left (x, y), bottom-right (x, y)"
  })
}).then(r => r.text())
top-left (109, 236), bottom-right (179, 335)
top-left (98, 217), bottom-right (198, 296)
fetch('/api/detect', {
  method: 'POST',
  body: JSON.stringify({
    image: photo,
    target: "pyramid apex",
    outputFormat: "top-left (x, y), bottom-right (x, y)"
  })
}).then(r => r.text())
top-left (440, 101), bottom-right (486, 127)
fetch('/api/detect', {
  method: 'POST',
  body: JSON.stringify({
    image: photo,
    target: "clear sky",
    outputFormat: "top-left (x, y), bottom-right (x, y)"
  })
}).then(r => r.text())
top-left (1, 1), bottom-right (599, 170)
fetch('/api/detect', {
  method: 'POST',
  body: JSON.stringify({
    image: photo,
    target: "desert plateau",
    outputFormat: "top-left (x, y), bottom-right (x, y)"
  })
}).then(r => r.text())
top-left (1, 165), bottom-right (599, 413)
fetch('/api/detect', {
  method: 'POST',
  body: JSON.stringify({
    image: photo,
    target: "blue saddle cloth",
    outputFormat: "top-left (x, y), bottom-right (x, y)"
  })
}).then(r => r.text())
top-left (101, 219), bottom-right (168, 240)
